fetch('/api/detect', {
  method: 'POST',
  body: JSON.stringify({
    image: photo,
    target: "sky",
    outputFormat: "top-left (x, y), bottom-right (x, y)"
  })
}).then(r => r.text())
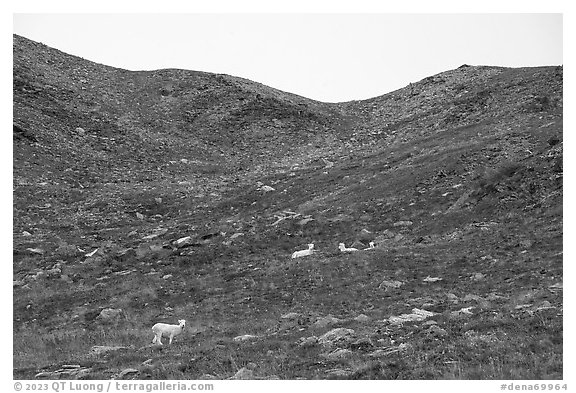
top-left (12, 12), bottom-right (563, 103)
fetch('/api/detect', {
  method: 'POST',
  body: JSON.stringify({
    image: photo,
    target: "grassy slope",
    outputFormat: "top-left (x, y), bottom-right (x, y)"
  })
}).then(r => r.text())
top-left (13, 35), bottom-right (563, 379)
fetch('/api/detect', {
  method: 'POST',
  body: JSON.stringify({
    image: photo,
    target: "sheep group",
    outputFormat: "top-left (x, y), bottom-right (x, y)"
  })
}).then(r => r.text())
top-left (152, 319), bottom-right (186, 345)
top-left (291, 241), bottom-right (377, 258)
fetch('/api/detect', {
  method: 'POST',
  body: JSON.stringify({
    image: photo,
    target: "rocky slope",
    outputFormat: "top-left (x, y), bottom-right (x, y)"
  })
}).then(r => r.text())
top-left (13, 34), bottom-right (563, 380)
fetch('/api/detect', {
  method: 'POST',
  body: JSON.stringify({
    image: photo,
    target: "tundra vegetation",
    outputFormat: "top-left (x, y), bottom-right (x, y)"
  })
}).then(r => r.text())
top-left (13, 35), bottom-right (562, 380)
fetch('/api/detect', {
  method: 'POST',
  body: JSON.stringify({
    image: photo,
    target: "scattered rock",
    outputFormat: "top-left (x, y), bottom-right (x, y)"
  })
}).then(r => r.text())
top-left (358, 228), bottom-right (374, 242)
top-left (312, 315), bottom-right (343, 329)
top-left (388, 308), bottom-right (435, 325)
top-left (350, 337), bottom-right (374, 350)
top-left (233, 334), bottom-right (258, 342)
top-left (446, 293), bottom-right (459, 302)
top-left (379, 279), bottom-right (403, 289)
top-left (326, 369), bottom-right (353, 378)
top-left (173, 236), bottom-right (192, 247)
top-left (296, 336), bottom-right (318, 347)
top-left (375, 229), bottom-right (396, 241)
top-left (281, 312), bottom-right (302, 320)
top-left (141, 359), bottom-right (154, 366)
top-left (119, 368), bottom-right (139, 379)
top-left (318, 328), bottom-right (355, 346)
top-left (425, 324), bottom-right (448, 337)
top-left (322, 348), bottom-right (352, 360)
top-left (450, 307), bottom-right (475, 318)
top-left (423, 276), bottom-right (443, 282)
top-left (230, 367), bottom-right (254, 380)
top-left (368, 347), bottom-right (400, 358)
top-left (354, 314), bottom-right (371, 322)
top-left (393, 220), bottom-right (413, 227)
top-left (96, 308), bottom-right (124, 322)
top-left (35, 365), bottom-right (91, 379)
top-left (90, 345), bottom-right (130, 356)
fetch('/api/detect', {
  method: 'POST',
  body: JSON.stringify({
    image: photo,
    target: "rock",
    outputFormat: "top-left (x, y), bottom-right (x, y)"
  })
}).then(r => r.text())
top-left (379, 279), bottom-right (403, 289)
top-left (162, 274), bottom-right (173, 280)
top-left (22, 231), bottom-right (32, 236)
top-left (358, 228), bottom-right (374, 242)
top-left (354, 314), bottom-right (371, 322)
top-left (119, 368), bottom-right (139, 378)
top-left (388, 308), bottom-right (435, 325)
top-left (173, 236), bottom-right (192, 247)
top-left (368, 347), bottom-right (400, 358)
top-left (297, 217), bottom-right (315, 226)
top-left (297, 336), bottom-right (318, 347)
top-left (142, 359), bottom-right (154, 366)
top-left (229, 233), bottom-right (245, 239)
top-left (136, 212), bottom-right (145, 220)
top-left (233, 334), bottom-right (258, 342)
top-left (426, 325), bottom-right (447, 337)
top-left (260, 185), bottom-right (275, 192)
top-left (423, 276), bottom-right (443, 282)
top-left (393, 220), bottom-right (413, 227)
top-left (230, 367), bottom-right (254, 380)
top-left (26, 247), bottom-right (44, 255)
top-left (375, 229), bottom-right (396, 241)
top-left (85, 248), bottom-right (100, 257)
top-left (312, 315), bottom-right (342, 329)
top-left (96, 308), bottom-right (124, 322)
top-left (450, 307), bottom-right (475, 318)
top-left (75, 127), bottom-right (85, 135)
top-left (350, 337), bottom-right (374, 350)
top-left (326, 369), bottom-right (352, 378)
top-left (281, 312), bottom-right (302, 320)
top-left (116, 248), bottom-right (136, 262)
top-left (322, 348), bottom-right (352, 360)
top-left (90, 345), bottom-right (130, 356)
top-left (318, 328), bottom-right (355, 346)
top-left (446, 293), bottom-right (459, 302)
top-left (155, 197), bottom-right (163, 204)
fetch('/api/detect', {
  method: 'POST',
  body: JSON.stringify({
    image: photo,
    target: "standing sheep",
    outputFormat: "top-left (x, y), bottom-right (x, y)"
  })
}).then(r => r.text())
top-left (152, 319), bottom-right (186, 345)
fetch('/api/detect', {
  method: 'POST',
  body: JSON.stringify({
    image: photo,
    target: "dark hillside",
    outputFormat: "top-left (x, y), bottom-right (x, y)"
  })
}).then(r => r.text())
top-left (13, 34), bottom-right (563, 380)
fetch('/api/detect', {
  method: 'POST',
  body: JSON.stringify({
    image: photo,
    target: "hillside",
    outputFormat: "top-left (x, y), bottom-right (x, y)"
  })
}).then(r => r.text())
top-left (13, 34), bottom-right (563, 380)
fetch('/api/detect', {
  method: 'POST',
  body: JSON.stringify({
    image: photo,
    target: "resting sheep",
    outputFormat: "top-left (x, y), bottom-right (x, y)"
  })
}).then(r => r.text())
top-left (152, 319), bottom-right (186, 345)
top-left (339, 243), bottom-right (358, 252)
top-left (364, 241), bottom-right (375, 250)
top-left (292, 244), bottom-right (314, 258)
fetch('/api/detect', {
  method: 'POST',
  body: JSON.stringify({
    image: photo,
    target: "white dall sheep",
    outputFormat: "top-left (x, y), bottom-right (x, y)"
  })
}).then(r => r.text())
top-left (364, 242), bottom-right (376, 250)
top-left (152, 319), bottom-right (186, 345)
top-left (292, 244), bottom-right (314, 258)
top-left (339, 243), bottom-right (358, 252)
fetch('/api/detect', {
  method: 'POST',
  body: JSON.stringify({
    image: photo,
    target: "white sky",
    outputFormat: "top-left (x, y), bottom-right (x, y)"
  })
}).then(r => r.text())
top-left (12, 12), bottom-right (563, 103)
